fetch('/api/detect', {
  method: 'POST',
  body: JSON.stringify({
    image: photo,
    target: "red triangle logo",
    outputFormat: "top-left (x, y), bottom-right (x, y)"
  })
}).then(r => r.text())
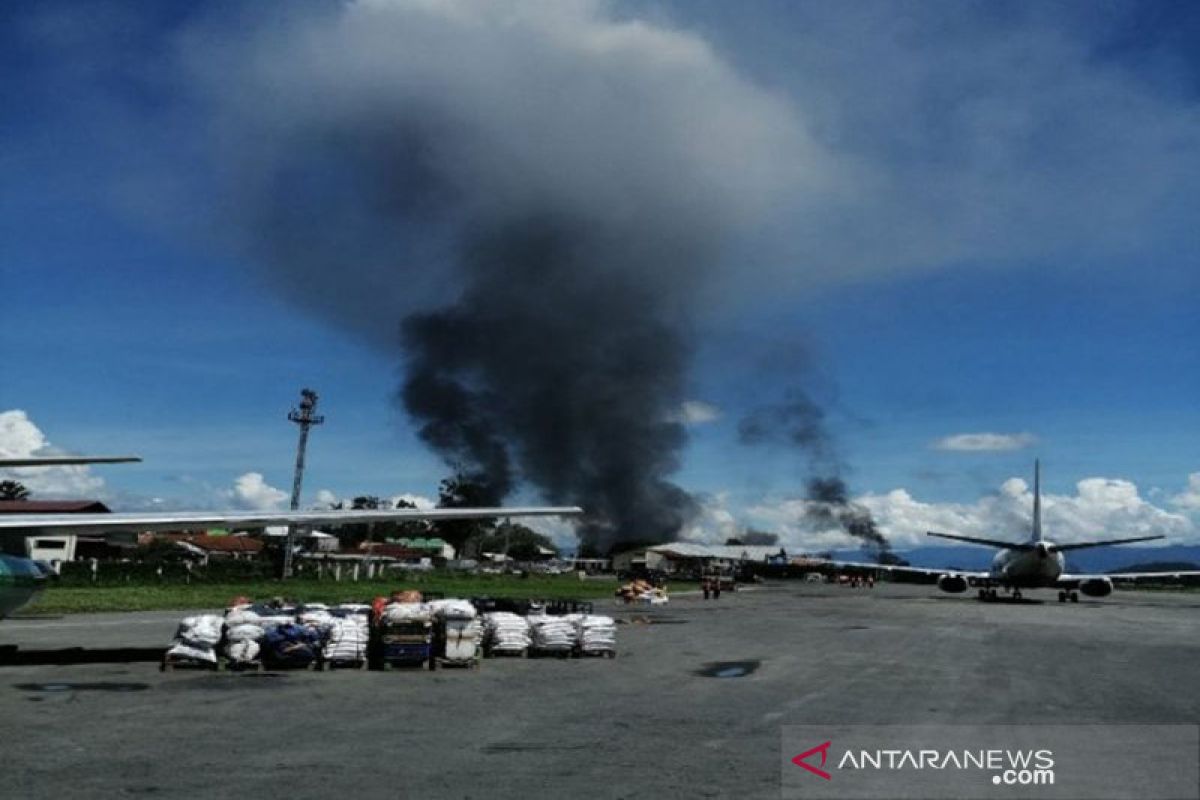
top-left (792, 740), bottom-right (832, 780)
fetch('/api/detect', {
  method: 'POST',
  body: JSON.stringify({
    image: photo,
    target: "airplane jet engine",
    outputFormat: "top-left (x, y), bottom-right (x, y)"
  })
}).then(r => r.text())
top-left (936, 573), bottom-right (969, 593)
top-left (1079, 577), bottom-right (1113, 597)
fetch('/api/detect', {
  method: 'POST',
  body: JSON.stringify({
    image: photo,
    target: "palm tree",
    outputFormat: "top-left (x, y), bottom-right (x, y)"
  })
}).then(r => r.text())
top-left (0, 480), bottom-right (31, 501)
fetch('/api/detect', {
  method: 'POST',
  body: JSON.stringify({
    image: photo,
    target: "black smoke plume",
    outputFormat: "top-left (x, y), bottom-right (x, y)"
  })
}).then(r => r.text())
top-left (737, 390), bottom-right (833, 465)
top-left (804, 476), bottom-right (893, 560)
top-left (191, 2), bottom-right (802, 552)
top-left (400, 222), bottom-right (700, 549)
top-left (739, 392), bottom-right (894, 559)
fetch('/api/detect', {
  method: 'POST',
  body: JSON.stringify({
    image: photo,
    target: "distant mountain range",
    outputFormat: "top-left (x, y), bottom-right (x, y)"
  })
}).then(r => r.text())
top-left (827, 545), bottom-right (1200, 574)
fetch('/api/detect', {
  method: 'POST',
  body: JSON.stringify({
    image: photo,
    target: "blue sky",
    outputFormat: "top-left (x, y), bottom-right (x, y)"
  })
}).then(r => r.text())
top-left (1, 1), bottom-right (1197, 548)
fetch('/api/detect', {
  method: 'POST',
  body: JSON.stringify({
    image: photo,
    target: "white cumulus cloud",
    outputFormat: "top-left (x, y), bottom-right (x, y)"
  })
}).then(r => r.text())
top-left (390, 492), bottom-right (436, 510)
top-left (224, 472), bottom-right (289, 511)
top-left (0, 409), bottom-right (107, 499)
top-left (933, 432), bottom-right (1037, 452)
top-left (313, 489), bottom-right (339, 508)
top-left (734, 471), bottom-right (1195, 552)
top-left (680, 492), bottom-right (742, 543)
top-left (1171, 473), bottom-right (1200, 512)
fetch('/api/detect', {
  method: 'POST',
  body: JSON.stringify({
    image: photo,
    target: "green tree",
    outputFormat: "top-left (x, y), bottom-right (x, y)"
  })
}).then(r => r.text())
top-left (325, 494), bottom-right (435, 547)
top-left (434, 472), bottom-right (500, 554)
top-left (0, 480), bottom-right (30, 501)
top-left (472, 522), bottom-right (558, 561)
top-left (391, 497), bottom-right (434, 540)
top-left (326, 495), bottom-right (382, 548)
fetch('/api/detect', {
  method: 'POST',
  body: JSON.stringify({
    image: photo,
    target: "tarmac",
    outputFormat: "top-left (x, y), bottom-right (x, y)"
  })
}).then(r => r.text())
top-left (2, 582), bottom-right (1199, 799)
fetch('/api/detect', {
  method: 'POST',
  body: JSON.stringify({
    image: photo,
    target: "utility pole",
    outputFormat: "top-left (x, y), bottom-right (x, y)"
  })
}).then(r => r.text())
top-left (282, 388), bottom-right (324, 578)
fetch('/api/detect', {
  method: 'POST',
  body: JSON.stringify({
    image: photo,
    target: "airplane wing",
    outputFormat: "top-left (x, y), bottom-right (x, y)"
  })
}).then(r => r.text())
top-left (0, 506), bottom-right (583, 535)
top-left (0, 456), bottom-right (142, 467)
top-left (926, 531), bottom-right (1031, 550)
top-left (823, 559), bottom-right (989, 580)
top-left (1057, 569), bottom-right (1200, 588)
top-left (1050, 535), bottom-right (1164, 552)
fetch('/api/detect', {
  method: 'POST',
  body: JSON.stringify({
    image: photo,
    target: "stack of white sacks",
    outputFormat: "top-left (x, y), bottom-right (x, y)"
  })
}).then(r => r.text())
top-left (382, 602), bottom-right (433, 624)
top-left (165, 614), bottom-right (223, 666)
top-left (324, 604), bottom-right (370, 664)
top-left (166, 599), bottom-right (617, 666)
top-left (528, 613), bottom-right (578, 654)
top-left (428, 598), bottom-right (477, 620)
top-left (482, 612), bottom-right (531, 655)
top-left (297, 603), bottom-right (333, 630)
top-left (573, 614), bottom-right (616, 655)
top-left (222, 604), bottom-right (292, 666)
top-left (430, 599), bottom-right (481, 663)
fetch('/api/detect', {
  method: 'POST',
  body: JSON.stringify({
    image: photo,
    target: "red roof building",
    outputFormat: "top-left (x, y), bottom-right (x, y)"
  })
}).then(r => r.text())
top-left (0, 500), bottom-right (111, 514)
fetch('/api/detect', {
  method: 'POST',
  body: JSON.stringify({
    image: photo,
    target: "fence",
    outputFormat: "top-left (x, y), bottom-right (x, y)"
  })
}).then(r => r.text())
top-left (54, 558), bottom-right (397, 587)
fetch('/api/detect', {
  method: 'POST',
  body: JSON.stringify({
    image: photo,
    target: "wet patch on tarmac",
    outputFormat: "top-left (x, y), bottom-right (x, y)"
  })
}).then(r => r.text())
top-left (617, 616), bottom-right (690, 625)
top-left (0, 646), bottom-right (164, 667)
top-left (842, 625), bottom-right (870, 631)
top-left (16, 681), bottom-right (149, 693)
top-left (482, 742), bottom-right (591, 754)
top-left (159, 673), bottom-right (291, 692)
top-left (695, 660), bottom-right (760, 678)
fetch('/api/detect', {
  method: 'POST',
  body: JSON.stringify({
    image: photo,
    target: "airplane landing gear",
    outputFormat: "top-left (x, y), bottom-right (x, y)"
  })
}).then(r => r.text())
top-left (1012, 589), bottom-right (1023, 601)
top-left (1058, 591), bottom-right (1067, 603)
top-left (1058, 590), bottom-right (1080, 603)
top-left (978, 588), bottom-right (988, 601)
top-left (1070, 591), bottom-right (1079, 603)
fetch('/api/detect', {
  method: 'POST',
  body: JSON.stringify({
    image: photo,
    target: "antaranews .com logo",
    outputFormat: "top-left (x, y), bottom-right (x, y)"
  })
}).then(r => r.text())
top-left (792, 741), bottom-right (1056, 787)
top-left (780, 725), bottom-right (1199, 800)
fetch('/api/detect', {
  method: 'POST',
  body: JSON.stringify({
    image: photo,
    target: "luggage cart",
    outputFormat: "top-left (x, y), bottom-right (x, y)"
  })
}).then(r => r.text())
top-left (435, 617), bottom-right (482, 669)
top-left (370, 618), bottom-right (436, 670)
top-left (319, 639), bottom-right (368, 671)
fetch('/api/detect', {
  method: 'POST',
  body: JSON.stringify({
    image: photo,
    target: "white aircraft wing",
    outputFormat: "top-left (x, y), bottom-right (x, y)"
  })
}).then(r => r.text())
top-left (1056, 570), bottom-right (1200, 588)
top-left (0, 456), bottom-right (142, 467)
top-left (0, 506), bottom-right (583, 535)
top-left (824, 559), bottom-right (989, 580)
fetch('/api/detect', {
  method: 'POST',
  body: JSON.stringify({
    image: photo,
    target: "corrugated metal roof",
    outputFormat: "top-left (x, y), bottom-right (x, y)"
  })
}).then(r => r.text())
top-left (647, 543), bottom-right (785, 561)
top-left (185, 535), bottom-right (263, 553)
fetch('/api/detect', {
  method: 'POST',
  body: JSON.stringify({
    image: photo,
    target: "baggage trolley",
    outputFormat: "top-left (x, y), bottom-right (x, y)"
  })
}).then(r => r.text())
top-left (370, 619), bottom-right (436, 670)
top-left (435, 618), bottom-right (482, 669)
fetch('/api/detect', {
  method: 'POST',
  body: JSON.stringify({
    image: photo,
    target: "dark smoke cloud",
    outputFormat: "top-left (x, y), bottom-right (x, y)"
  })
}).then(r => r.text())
top-left (739, 392), bottom-right (892, 557)
top-left (187, 0), bottom-right (805, 550)
top-left (739, 530), bottom-right (779, 547)
top-left (399, 220), bottom-right (700, 545)
top-left (804, 476), bottom-right (892, 558)
top-left (737, 390), bottom-right (833, 468)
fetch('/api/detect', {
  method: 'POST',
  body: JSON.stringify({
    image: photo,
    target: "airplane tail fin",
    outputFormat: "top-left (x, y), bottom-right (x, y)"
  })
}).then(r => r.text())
top-left (1031, 459), bottom-right (1043, 543)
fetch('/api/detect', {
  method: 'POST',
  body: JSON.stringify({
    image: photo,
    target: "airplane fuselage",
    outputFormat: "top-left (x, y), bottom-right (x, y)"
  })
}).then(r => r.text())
top-left (989, 541), bottom-right (1065, 588)
top-left (0, 554), bottom-right (47, 619)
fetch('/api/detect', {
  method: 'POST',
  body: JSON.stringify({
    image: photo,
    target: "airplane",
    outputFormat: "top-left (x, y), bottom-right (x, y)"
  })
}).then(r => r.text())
top-left (0, 454), bottom-right (582, 619)
top-left (828, 460), bottom-right (1200, 603)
